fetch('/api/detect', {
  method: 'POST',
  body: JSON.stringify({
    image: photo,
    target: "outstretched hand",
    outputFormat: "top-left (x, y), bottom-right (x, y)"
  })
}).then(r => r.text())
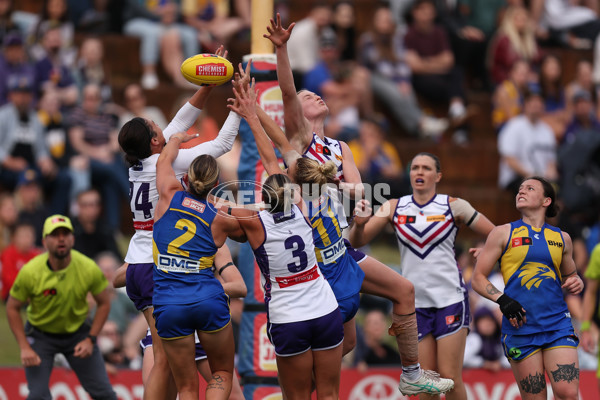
top-left (214, 45), bottom-right (228, 60)
top-left (228, 78), bottom-right (258, 119)
top-left (264, 13), bottom-right (295, 48)
top-left (232, 59), bottom-right (252, 91)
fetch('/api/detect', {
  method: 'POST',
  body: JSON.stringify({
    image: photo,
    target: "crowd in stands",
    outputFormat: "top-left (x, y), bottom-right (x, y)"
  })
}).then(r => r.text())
top-left (0, 0), bottom-right (599, 375)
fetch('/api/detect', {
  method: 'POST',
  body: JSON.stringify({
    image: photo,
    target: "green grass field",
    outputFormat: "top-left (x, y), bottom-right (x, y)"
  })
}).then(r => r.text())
top-left (0, 302), bottom-right (21, 366)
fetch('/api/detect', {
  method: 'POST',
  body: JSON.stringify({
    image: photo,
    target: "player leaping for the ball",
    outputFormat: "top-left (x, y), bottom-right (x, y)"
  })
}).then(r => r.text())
top-left (115, 46), bottom-right (243, 400)
top-left (262, 17), bottom-right (454, 396)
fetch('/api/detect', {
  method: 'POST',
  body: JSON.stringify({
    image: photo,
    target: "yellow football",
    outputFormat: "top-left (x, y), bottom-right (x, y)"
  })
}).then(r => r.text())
top-left (180, 54), bottom-right (234, 86)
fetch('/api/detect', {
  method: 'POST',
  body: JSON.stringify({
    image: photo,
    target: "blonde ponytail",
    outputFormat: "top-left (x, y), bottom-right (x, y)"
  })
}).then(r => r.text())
top-left (188, 155), bottom-right (219, 198)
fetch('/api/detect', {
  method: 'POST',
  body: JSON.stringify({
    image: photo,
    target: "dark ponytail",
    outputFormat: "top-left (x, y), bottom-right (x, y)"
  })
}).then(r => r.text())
top-left (118, 117), bottom-right (155, 166)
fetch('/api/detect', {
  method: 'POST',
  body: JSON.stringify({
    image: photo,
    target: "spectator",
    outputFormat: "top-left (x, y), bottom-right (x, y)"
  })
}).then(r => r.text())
top-left (489, 6), bottom-right (542, 86)
top-left (303, 31), bottom-right (367, 141)
top-left (0, 193), bottom-right (17, 250)
top-left (181, 0), bottom-right (250, 52)
top-left (29, 0), bottom-right (76, 68)
top-left (354, 309), bottom-right (401, 369)
top-left (72, 189), bottom-right (121, 260)
top-left (463, 307), bottom-right (508, 371)
top-left (97, 320), bottom-right (130, 374)
top-left (6, 214), bottom-right (117, 400)
top-left (531, 0), bottom-right (600, 47)
top-left (0, 74), bottom-right (71, 214)
top-left (0, 221), bottom-right (40, 301)
top-left (33, 23), bottom-right (78, 106)
top-left (562, 89), bottom-right (600, 146)
top-left (0, 32), bottom-right (36, 106)
top-left (0, 0), bottom-right (22, 46)
top-left (539, 54), bottom-right (569, 138)
top-left (118, 83), bottom-right (167, 130)
top-left (539, 54), bottom-right (566, 113)
top-left (68, 83), bottom-right (128, 232)
top-left (76, 0), bottom-right (123, 34)
top-left (497, 87), bottom-right (558, 194)
top-left (38, 88), bottom-right (87, 205)
top-left (286, 3), bottom-right (333, 86)
top-left (358, 6), bottom-right (448, 139)
top-left (404, 0), bottom-right (469, 140)
top-left (123, 0), bottom-right (199, 89)
top-left (565, 60), bottom-right (596, 113)
top-left (94, 252), bottom-right (139, 334)
top-left (73, 37), bottom-right (112, 103)
top-left (330, 1), bottom-right (356, 62)
top-left (15, 169), bottom-right (46, 246)
top-left (436, 0), bottom-right (506, 90)
top-left (492, 59), bottom-right (530, 131)
top-left (347, 116), bottom-right (407, 199)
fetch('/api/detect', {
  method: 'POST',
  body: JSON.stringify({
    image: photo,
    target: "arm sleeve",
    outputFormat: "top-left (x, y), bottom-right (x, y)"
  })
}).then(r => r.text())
top-left (163, 102), bottom-right (203, 141)
top-left (172, 112), bottom-right (241, 169)
top-left (585, 244), bottom-right (600, 280)
top-left (9, 268), bottom-right (31, 302)
top-left (89, 262), bottom-right (109, 296)
top-left (450, 198), bottom-right (480, 226)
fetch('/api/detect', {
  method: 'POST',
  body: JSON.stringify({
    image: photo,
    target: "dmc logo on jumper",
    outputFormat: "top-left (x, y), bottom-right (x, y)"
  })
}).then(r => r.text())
top-left (321, 240), bottom-right (345, 261)
top-left (158, 255), bottom-right (199, 272)
top-left (196, 63), bottom-right (226, 76)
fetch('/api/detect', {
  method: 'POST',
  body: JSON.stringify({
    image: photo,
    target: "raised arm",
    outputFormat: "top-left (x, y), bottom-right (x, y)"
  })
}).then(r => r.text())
top-left (164, 46), bottom-right (228, 140)
top-left (228, 79), bottom-right (286, 177)
top-left (155, 133), bottom-right (198, 220)
top-left (264, 14), bottom-right (312, 150)
top-left (349, 199), bottom-right (396, 248)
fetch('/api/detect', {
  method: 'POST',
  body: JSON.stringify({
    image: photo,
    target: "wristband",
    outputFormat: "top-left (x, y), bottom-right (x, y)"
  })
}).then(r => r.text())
top-left (88, 335), bottom-right (97, 345)
top-left (581, 321), bottom-right (591, 332)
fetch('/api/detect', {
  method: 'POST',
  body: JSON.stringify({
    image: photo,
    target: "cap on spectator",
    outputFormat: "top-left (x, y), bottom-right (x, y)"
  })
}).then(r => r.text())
top-left (43, 215), bottom-right (73, 237)
top-left (7, 73), bottom-right (33, 92)
top-left (523, 83), bottom-right (543, 101)
top-left (573, 89), bottom-right (591, 103)
top-left (3, 32), bottom-right (23, 47)
top-left (319, 30), bottom-right (338, 49)
top-left (16, 169), bottom-right (40, 188)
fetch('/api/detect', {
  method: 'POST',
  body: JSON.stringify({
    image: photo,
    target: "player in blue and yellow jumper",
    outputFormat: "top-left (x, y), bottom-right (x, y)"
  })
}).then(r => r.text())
top-left (153, 132), bottom-right (244, 400)
top-left (472, 176), bottom-right (584, 400)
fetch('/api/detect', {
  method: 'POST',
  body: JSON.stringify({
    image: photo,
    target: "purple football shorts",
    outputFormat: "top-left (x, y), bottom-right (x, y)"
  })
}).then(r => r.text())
top-left (416, 291), bottom-right (470, 341)
top-left (343, 239), bottom-right (367, 264)
top-left (267, 308), bottom-right (344, 357)
top-left (125, 263), bottom-right (154, 311)
top-left (140, 330), bottom-right (207, 361)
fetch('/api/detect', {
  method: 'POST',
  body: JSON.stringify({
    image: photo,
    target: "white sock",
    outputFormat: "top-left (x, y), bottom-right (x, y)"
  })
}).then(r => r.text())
top-left (402, 363), bottom-right (422, 382)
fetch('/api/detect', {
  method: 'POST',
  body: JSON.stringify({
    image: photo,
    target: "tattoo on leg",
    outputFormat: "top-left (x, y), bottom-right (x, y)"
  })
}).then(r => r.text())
top-left (551, 363), bottom-right (579, 383)
top-left (519, 372), bottom-right (546, 394)
top-left (486, 283), bottom-right (500, 296)
top-left (207, 373), bottom-right (226, 391)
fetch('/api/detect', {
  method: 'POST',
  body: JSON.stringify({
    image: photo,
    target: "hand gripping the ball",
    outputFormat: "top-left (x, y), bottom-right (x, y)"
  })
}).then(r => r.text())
top-left (496, 294), bottom-right (527, 328)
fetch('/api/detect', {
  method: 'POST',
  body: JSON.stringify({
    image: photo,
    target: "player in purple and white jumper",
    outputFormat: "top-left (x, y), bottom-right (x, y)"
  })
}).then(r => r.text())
top-left (349, 152), bottom-right (495, 399)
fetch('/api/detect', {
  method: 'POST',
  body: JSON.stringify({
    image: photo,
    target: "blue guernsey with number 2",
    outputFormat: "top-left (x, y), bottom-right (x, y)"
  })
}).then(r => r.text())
top-left (152, 191), bottom-right (223, 306)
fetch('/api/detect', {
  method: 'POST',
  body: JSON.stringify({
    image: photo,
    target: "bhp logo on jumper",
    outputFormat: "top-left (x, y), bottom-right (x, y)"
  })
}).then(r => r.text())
top-left (196, 63), bottom-right (226, 76)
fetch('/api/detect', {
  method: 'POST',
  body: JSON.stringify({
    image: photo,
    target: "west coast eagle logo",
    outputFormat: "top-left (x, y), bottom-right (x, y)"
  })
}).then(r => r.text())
top-left (518, 262), bottom-right (557, 289)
